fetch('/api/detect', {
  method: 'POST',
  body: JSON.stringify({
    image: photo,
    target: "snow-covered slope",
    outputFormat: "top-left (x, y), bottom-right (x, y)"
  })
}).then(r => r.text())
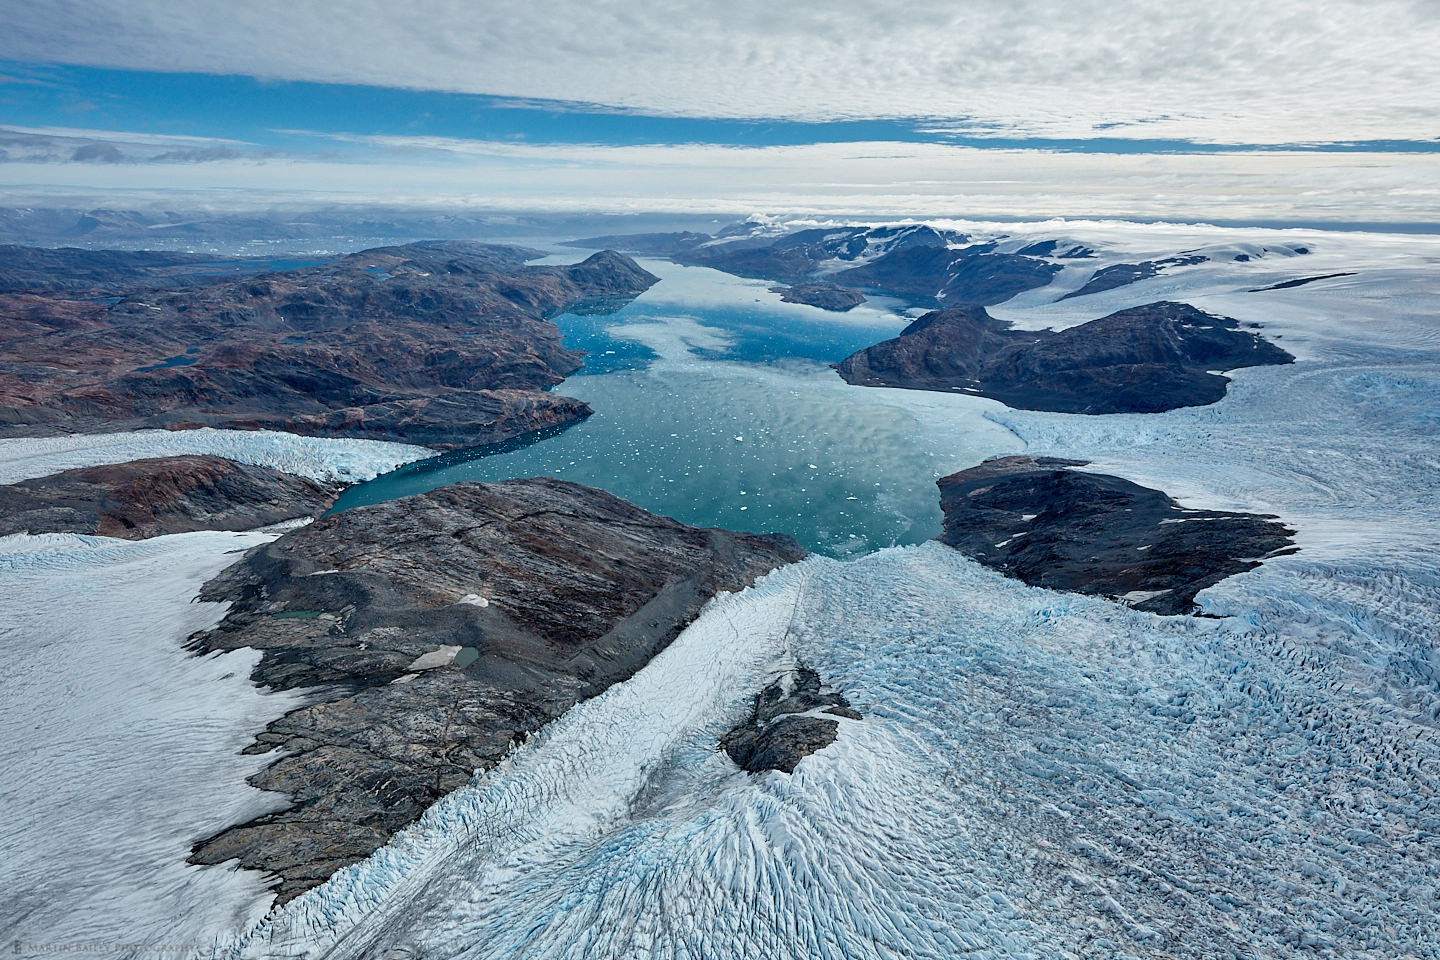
top-left (0, 529), bottom-right (306, 953)
top-left (0, 429), bottom-right (431, 957)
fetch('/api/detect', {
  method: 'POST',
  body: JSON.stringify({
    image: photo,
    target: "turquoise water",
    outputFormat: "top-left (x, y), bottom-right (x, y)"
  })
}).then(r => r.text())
top-left (332, 259), bottom-right (1014, 557)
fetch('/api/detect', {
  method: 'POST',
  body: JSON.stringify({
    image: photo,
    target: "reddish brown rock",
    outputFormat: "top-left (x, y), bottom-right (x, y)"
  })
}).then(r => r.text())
top-left (836, 301), bottom-right (1293, 414)
top-left (0, 242), bottom-right (658, 448)
top-left (0, 455), bottom-right (337, 539)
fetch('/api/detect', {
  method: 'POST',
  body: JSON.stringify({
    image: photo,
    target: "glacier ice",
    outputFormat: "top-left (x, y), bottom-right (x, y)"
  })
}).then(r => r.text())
top-left (223, 539), bottom-right (1440, 960)
top-left (213, 222), bottom-right (1440, 960)
top-left (3, 219), bottom-right (1437, 960)
top-left (0, 428), bottom-right (431, 485)
top-left (0, 529), bottom-right (305, 953)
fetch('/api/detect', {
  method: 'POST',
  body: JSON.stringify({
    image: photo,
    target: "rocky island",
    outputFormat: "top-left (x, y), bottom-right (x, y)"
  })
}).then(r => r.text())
top-left (836, 300), bottom-right (1293, 413)
top-left (936, 456), bottom-right (1296, 615)
top-left (188, 477), bottom-right (805, 902)
top-left (768, 282), bottom-right (867, 311)
top-left (0, 241), bottom-right (658, 449)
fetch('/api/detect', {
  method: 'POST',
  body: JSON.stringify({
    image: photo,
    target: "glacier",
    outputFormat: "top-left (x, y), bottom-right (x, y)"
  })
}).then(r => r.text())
top-left (2, 219), bottom-right (1437, 959)
top-left (0, 528), bottom-right (307, 951)
top-left (225, 540), bottom-right (1440, 959)
top-left (211, 222), bottom-right (1439, 959)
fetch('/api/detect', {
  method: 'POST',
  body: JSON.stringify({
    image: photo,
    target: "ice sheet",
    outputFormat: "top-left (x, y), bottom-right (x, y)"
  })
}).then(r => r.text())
top-left (0, 529), bottom-right (305, 954)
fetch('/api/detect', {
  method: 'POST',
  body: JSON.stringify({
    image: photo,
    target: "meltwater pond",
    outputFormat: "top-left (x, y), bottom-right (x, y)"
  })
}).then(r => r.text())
top-left (333, 259), bottom-right (1022, 556)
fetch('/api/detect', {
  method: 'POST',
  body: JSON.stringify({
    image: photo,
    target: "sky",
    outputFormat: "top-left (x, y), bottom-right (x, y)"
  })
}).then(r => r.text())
top-left (1, 0), bottom-right (1438, 223)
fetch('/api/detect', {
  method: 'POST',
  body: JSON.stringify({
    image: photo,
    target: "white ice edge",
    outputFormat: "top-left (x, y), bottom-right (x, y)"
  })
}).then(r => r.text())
top-left (0, 427), bottom-right (432, 485)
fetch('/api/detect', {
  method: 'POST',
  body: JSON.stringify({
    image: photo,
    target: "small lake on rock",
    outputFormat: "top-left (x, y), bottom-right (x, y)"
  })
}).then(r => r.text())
top-left (333, 257), bottom-right (1020, 557)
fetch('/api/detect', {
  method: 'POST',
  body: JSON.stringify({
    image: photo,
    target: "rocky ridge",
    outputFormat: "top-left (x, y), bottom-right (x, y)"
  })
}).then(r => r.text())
top-left (835, 300), bottom-right (1293, 414)
top-left (189, 477), bottom-right (805, 902)
top-left (566, 224), bottom-right (1061, 307)
top-left (1057, 254), bottom-right (1209, 301)
top-left (0, 242), bottom-right (658, 448)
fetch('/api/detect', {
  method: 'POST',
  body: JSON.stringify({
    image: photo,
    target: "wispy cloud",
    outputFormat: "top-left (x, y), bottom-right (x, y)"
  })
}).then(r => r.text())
top-left (1, 1), bottom-right (1437, 145)
top-left (0, 125), bottom-right (266, 164)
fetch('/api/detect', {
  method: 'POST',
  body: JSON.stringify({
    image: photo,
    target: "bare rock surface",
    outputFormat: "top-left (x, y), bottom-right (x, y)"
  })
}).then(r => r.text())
top-left (0, 244), bottom-right (315, 295)
top-left (0, 455), bottom-right (337, 539)
top-left (567, 223), bottom-right (1061, 308)
top-left (0, 242), bottom-right (658, 448)
top-left (188, 477), bottom-right (804, 902)
top-left (836, 300), bottom-right (1293, 414)
top-left (1057, 254), bottom-right (1208, 301)
top-left (721, 665), bottom-right (859, 773)
top-left (936, 456), bottom-right (1296, 615)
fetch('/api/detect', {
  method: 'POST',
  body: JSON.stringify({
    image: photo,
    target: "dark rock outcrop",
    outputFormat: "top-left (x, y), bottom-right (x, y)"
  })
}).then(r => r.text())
top-left (721, 665), bottom-right (859, 773)
top-left (1249, 272), bottom-right (1356, 292)
top-left (0, 243), bottom-right (659, 448)
top-left (0, 455), bottom-right (337, 539)
top-left (936, 456), bottom-right (1296, 615)
top-left (768, 282), bottom-right (867, 311)
top-left (188, 477), bottom-right (804, 902)
top-left (1015, 240), bottom-right (1096, 259)
top-left (1057, 254), bottom-right (1208, 301)
top-left (831, 244), bottom-right (1061, 305)
top-left (672, 225), bottom-right (963, 284)
top-left (835, 301), bottom-right (1293, 414)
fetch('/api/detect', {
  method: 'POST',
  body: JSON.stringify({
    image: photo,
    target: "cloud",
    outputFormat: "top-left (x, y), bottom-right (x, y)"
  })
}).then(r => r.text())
top-left (0, 125), bottom-right (267, 164)
top-left (71, 142), bottom-right (124, 162)
top-left (2, 139), bottom-right (1437, 224)
top-left (2, 1), bottom-right (1437, 144)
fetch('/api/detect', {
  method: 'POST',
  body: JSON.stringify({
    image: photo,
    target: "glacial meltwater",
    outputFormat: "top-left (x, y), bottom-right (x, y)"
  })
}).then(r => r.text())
top-left (331, 257), bottom-right (1023, 556)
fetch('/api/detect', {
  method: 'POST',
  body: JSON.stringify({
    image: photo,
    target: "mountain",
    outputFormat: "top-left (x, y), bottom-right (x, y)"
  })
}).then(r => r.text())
top-left (835, 301), bottom-right (1293, 413)
top-left (564, 222), bottom-right (1064, 307)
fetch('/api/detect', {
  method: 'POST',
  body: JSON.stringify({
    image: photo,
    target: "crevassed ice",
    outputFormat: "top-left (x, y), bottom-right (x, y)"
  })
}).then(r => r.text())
top-left (221, 539), bottom-right (1440, 960)
top-left (216, 223), bottom-right (1440, 960)
top-left (0, 529), bottom-right (305, 953)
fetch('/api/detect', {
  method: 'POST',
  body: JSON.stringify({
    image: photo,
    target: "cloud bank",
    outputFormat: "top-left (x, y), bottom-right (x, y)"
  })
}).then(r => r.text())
top-left (3, 0), bottom-right (1438, 145)
top-left (4, 137), bottom-right (1437, 224)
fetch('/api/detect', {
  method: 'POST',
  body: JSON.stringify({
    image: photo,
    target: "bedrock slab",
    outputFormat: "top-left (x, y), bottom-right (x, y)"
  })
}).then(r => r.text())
top-left (0, 454), bottom-right (337, 539)
top-left (188, 477), bottom-right (804, 902)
